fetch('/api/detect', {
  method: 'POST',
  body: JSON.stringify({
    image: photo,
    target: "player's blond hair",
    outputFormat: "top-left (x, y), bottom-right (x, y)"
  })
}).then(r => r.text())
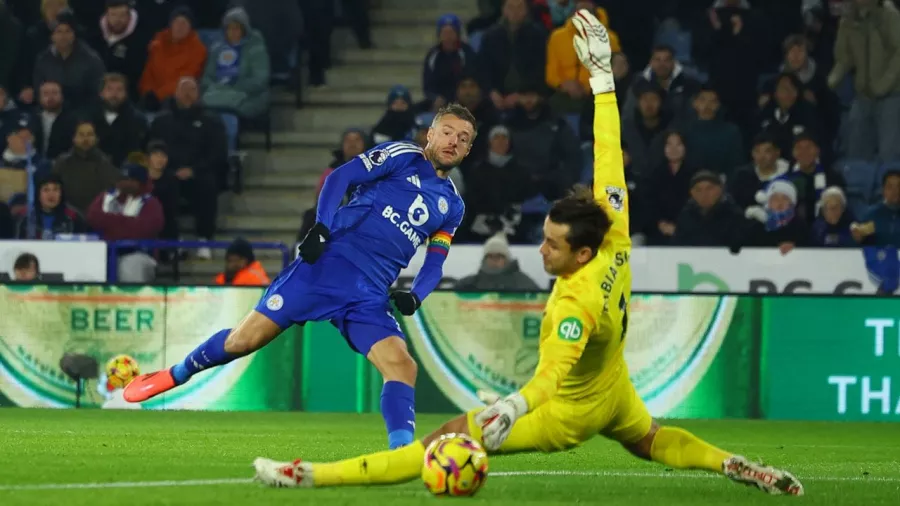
top-left (548, 185), bottom-right (612, 256)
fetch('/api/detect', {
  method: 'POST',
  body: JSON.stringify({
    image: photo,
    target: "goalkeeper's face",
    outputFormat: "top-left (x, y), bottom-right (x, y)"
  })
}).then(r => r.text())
top-left (539, 219), bottom-right (592, 276)
top-left (426, 115), bottom-right (474, 171)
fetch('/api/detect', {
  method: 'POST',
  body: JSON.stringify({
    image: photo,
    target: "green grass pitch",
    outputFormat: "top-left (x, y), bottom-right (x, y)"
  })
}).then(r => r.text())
top-left (0, 409), bottom-right (898, 505)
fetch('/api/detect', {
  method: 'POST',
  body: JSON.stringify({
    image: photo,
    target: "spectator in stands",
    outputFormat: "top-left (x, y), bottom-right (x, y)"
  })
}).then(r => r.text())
top-left (0, 0), bottom-right (23, 94)
top-left (138, 6), bottom-right (206, 112)
top-left (52, 119), bottom-right (119, 213)
top-left (646, 130), bottom-right (696, 244)
top-left (479, 0), bottom-right (548, 112)
top-left (33, 80), bottom-right (75, 159)
top-left (743, 179), bottom-right (809, 254)
top-left (617, 142), bottom-right (649, 245)
top-left (785, 133), bottom-right (845, 224)
top-left (200, 6), bottom-right (271, 119)
top-left (458, 125), bottom-right (528, 243)
top-left (148, 77), bottom-right (227, 259)
top-left (87, 163), bottom-right (163, 282)
top-left (423, 14), bottom-right (477, 111)
top-left (0, 198), bottom-right (11, 238)
top-left (545, 1), bottom-right (621, 116)
top-left (299, 0), bottom-right (332, 88)
top-left (12, 252), bottom-right (39, 281)
top-left (408, 112), bottom-right (434, 148)
top-left (215, 237), bottom-right (270, 286)
top-left (371, 85), bottom-right (416, 144)
top-left (623, 45), bottom-right (699, 123)
top-left (91, 0), bottom-right (149, 100)
top-left (15, 0), bottom-right (68, 104)
top-left (467, 0), bottom-right (503, 35)
top-left (811, 186), bottom-right (855, 247)
top-left (454, 74), bottom-right (500, 167)
top-left (621, 84), bottom-right (670, 178)
top-left (611, 52), bottom-right (632, 112)
top-left (828, 0), bottom-right (900, 162)
top-left (33, 8), bottom-right (105, 106)
top-left (140, 141), bottom-right (178, 242)
top-left (757, 73), bottom-right (818, 160)
top-left (803, 3), bottom-right (838, 72)
top-left (456, 232), bottom-right (539, 291)
top-left (683, 86), bottom-right (745, 178)
top-left (729, 133), bottom-right (789, 210)
top-left (14, 172), bottom-right (87, 239)
top-left (852, 170), bottom-right (900, 246)
top-left (507, 82), bottom-right (581, 202)
top-left (88, 73), bottom-right (147, 166)
top-left (0, 86), bottom-right (21, 152)
top-left (241, 0), bottom-right (303, 79)
top-left (1, 116), bottom-right (50, 205)
top-left (672, 171), bottom-right (744, 247)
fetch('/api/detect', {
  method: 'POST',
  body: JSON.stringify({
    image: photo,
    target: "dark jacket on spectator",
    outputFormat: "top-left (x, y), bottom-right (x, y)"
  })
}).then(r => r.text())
top-left (784, 163), bottom-right (846, 224)
top-left (88, 101), bottom-right (148, 166)
top-left (673, 196), bottom-right (745, 247)
top-left (86, 186), bottom-right (164, 240)
top-left (646, 160), bottom-right (696, 232)
top-left (728, 160), bottom-right (790, 209)
top-left (90, 7), bottom-right (151, 100)
top-left (621, 110), bottom-right (670, 178)
top-left (15, 20), bottom-right (53, 94)
top-left (423, 42), bottom-right (479, 104)
top-left (459, 98), bottom-right (501, 172)
top-left (0, 201), bottom-right (13, 238)
top-left (506, 104), bottom-right (581, 201)
top-left (52, 147), bottom-right (120, 213)
top-left (458, 154), bottom-right (531, 242)
top-left (150, 170), bottom-right (179, 240)
top-left (33, 40), bottom-right (105, 106)
top-left (811, 211), bottom-right (855, 247)
top-left (682, 117), bottom-right (745, 178)
top-left (743, 215), bottom-right (811, 247)
top-left (148, 104), bottom-right (228, 183)
top-left (623, 63), bottom-right (701, 123)
top-left (757, 99), bottom-right (819, 161)
top-left (860, 202), bottom-right (900, 247)
top-left (371, 109), bottom-right (416, 145)
top-left (32, 108), bottom-right (76, 160)
top-left (14, 199), bottom-right (88, 239)
top-left (456, 259), bottom-right (540, 291)
top-left (478, 20), bottom-right (548, 95)
top-left (0, 4), bottom-right (23, 93)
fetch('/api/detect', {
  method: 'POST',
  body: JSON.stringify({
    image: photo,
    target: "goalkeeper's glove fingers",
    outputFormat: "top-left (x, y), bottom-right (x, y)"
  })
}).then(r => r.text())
top-left (472, 393), bottom-right (528, 451)
top-left (572, 9), bottom-right (615, 95)
top-left (297, 222), bottom-right (330, 264)
top-left (390, 291), bottom-right (421, 316)
top-left (476, 389), bottom-right (501, 405)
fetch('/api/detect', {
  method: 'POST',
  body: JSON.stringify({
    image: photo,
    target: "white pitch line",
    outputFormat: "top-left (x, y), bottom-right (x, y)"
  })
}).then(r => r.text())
top-left (1, 470), bottom-right (898, 491)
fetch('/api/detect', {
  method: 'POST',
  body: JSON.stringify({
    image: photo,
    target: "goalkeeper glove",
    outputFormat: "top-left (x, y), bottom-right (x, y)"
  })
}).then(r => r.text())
top-left (390, 291), bottom-right (421, 316)
top-left (297, 222), bottom-right (330, 264)
top-left (473, 391), bottom-right (528, 451)
top-left (572, 9), bottom-right (615, 95)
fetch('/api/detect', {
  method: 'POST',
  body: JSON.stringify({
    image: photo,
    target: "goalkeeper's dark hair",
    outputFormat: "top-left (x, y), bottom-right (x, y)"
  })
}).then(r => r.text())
top-left (432, 103), bottom-right (478, 137)
top-left (548, 185), bottom-right (612, 257)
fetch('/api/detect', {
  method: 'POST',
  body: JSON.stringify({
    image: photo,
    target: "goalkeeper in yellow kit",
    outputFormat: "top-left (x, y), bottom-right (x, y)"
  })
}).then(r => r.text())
top-left (252, 10), bottom-right (803, 497)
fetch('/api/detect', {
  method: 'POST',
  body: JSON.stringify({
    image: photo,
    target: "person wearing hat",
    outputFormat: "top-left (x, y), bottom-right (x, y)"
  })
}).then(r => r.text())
top-left (86, 162), bottom-right (163, 282)
top-left (33, 8), bottom-right (105, 106)
top-left (672, 171), bottom-right (744, 247)
top-left (139, 5), bottom-right (207, 111)
top-left (371, 85), bottom-right (416, 145)
top-left (13, 172), bottom-right (87, 239)
top-left (743, 178), bottom-right (810, 253)
top-left (0, 115), bottom-right (51, 204)
top-left (423, 14), bottom-right (477, 111)
top-left (456, 232), bottom-right (539, 291)
top-left (91, 0), bottom-right (151, 101)
top-left (215, 237), bottom-right (270, 286)
top-left (811, 186), bottom-right (855, 247)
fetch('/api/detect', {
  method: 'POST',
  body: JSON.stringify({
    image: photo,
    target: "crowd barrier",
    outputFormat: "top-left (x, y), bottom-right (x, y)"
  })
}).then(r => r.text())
top-left (0, 285), bottom-right (896, 421)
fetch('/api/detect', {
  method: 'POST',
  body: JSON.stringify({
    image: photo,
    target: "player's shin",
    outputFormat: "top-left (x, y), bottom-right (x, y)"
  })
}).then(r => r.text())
top-left (170, 328), bottom-right (236, 385)
top-left (382, 381), bottom-right (416, 449)
top-left (314, 440), bottom-right (426, 486)
top-left (649, 426), bottom-right (732, 473)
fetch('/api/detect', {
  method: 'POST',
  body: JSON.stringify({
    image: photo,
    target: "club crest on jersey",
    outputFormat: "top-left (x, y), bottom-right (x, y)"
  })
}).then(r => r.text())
top-left (438, 196), bottom-right (449, 215)
top-left (266, 294), bottom-right (284, 311)
top-left (557, 317), bottom-right (583, 341)
top-left (605, 186), bottom-right (625, 212)
top-left (368, 149), bottom-right (389, 166)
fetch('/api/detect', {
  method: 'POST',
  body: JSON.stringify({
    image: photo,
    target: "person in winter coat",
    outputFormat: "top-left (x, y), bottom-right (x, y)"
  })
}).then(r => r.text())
top-left (784, 133), bottom-right (845, 224)
top-left (728, 133), bottom-right (789, 210)
top-left (0, 0), bottom-right (23, 95)
top-left (200, 6), bottom-right (270, 118)
top-left (743, 179), bottom-right (810, 254)
top-left (90, 0), bottom-right (150, 100)
top-left (622, 45), bottom-right (700, 123)
top-left (673, 171), bottom-right (744, 247)
top-left (454, 74), bottom-right (501, 171)
top-left (52, 120), bottom-right (119, 214)
top-left (144, 140), bottom-right (179, 241)
top-left (756, 73), bottom-right (819, 160)
top-left (811, 186), bottom-right (855, 247)
top-left (645, 130), bottom-right (696, 244)
top-left (682, 86), bottom-right (745, 178)
top-left (13, 0), bottom-right (68, 103)
top-left (87, 163), bottom-right (164, 282)
top-left (13, 172), bottom-right (87, 239)
top-left (0, 199), bottom-right (11, 238)
top-left (423, 14), bottom-right (478, 111)
top-left (87, 73), bottom-right (147, 166)
top-left (851, 170), bottom-right (900, 247)
top-left (371, 86), bottom-right (416, 145)
top-left (620, 83), bottom-right (671, 178)
top-left (33, 9), bottom-right (105, 107)
top-left (215, 238), bottom-right (270, 286)
top-left (139, 6), bottom-right (207, 111)
top-left (455, 233), bottom-right (541, 291)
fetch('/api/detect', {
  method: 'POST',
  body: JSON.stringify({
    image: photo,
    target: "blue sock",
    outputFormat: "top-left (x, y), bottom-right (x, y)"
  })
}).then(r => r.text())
top-left (170, 329), bottom-right (234, 385)
top-left (381, 381), bottom-right (415, 449)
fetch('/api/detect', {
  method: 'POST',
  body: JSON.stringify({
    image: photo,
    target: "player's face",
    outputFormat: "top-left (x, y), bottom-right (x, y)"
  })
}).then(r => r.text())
top-left (539, 218), bottom-right (590, 276)
top-left (426, 115), bottom-right (474, 170)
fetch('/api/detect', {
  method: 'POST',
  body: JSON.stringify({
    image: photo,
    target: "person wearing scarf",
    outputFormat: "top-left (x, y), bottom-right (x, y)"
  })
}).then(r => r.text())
top-left (784, 132), bottom-right (845, 224)
top-left (744, 179), bottom-right (810, 254)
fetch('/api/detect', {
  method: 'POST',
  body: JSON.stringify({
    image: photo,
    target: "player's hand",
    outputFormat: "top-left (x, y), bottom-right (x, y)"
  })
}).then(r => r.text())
top-left (297, 222), bottom-right (330, 264)
top-left (474, 392), bottom-right (527, 451)
top-left (572, 9), bottom-right (614, 95)
top-left (390, 291), bottom-right (421, 316)
top-left (476, 390), bottom-right (501, 405)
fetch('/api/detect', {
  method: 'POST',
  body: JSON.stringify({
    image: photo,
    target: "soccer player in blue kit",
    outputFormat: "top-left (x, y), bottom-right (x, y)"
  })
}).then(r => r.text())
top-left (124, 104), bottom-right (477, 450)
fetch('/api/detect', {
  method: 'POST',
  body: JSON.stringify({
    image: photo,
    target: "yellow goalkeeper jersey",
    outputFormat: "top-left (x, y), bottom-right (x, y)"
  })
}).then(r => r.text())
top-left (519, 93), bottom-right (631, 410)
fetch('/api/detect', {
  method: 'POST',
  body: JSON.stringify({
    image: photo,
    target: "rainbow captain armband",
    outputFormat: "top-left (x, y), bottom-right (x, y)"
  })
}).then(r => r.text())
top-left (428, 231), bottom-right (453, 256)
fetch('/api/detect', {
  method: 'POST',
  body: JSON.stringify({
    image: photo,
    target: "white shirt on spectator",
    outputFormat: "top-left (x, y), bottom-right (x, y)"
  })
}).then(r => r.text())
top-left (40, 111), bottom-right (58, 154)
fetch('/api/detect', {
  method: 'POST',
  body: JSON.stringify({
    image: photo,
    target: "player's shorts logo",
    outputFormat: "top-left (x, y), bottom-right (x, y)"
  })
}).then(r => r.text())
top-left (266, 294), bottom-right (284, 311)
top-left (368, 149), bottom-right (389, 166)
top-left (557, 317), bottom-right (583, 341)
top-left (605, 186), bottom-right (625, 212)
top-left (438, 197), bottom-right (449, 215)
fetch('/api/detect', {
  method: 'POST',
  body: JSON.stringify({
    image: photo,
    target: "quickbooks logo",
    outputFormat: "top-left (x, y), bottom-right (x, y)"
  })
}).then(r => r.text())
top-left (677, 263), bottom-right (864, 294)
top-left (678, 264), bottom-right (729, 292)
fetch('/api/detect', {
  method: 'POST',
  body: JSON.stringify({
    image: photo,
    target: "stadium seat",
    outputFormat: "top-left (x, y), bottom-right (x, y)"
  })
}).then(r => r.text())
top-left (654, 20), bottom-right (692, 64)
top-left (838, 159), bottom-right (878, 217)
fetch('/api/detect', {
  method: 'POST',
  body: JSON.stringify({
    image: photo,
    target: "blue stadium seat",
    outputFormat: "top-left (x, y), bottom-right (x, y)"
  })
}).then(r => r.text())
top-left (837, 159), bottom-right (878, 217)
top-left (654, 19), bottom-right (691, 64)
top-left (197, 29), bottom-right (223, 49)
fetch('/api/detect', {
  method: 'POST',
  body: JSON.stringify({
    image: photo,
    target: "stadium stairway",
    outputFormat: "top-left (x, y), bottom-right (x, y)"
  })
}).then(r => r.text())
top-left (167, 0), bottom-right (477, 284)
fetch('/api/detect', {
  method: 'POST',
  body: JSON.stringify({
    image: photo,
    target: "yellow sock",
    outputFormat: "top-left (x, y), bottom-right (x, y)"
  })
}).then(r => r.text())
top-left (649, 426), bottom-right (732, 473)
top-left (313, 440), bottom-right (425, 487)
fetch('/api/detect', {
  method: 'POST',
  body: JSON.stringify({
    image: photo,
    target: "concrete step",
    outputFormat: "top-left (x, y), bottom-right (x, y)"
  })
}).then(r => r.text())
top-left (325, 65), bottom-right (423, 89)
top-left (373, 8), bottom-right (478, 25)
top-left (273, 104), bottom-right (387, 131)
top-left (243, 170), bottom-right (324, 190)
top-left (242, 131), bottom-right (341, 149)
top-left (230, 188), bottom-right (317, 214)
top-left (217, 213), bottom-right (303, 233)
top-left (244, 148), bottom-right (334, 174)
top-left (216, 231), bottom-right (299, 249)
top-left (305, 87), bottom-right (422, 107)
top-left (368, 26), bottom-right (435, 48)
top-left (339, 47), bottom-right (423, 65)
top-left (378, 0), bottom-right (476, 10)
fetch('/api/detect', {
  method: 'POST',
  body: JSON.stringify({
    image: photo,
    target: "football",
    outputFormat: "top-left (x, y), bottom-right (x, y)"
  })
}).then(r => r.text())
top-left (105, 354), bottom-right (141, 390)
top-left (421, 433), bottom-right (488, 497)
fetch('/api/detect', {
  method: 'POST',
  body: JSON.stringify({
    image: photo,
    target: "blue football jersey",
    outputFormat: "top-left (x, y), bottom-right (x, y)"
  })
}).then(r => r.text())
top-left (325, 141), bottom-right (465, 289)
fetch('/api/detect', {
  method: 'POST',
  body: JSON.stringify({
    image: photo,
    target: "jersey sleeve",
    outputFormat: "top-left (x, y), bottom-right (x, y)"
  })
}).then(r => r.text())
top-left (518, 295), bottom-right (595, 412)
top-left (316, 142), bottom-right (424, 229)
top-left (591, 93), bottom-right (630, 249)
top-left (411, 198), bottom-right (464, 301)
